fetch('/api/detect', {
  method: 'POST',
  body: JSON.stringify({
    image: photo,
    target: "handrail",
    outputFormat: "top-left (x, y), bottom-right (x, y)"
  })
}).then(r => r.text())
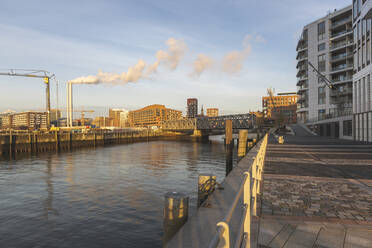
top-left (208, 134), bottom-right (269, 248)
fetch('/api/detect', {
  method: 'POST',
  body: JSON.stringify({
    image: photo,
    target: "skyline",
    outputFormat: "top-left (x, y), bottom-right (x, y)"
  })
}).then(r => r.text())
top-left (0, 0), bottom-right (351, 116)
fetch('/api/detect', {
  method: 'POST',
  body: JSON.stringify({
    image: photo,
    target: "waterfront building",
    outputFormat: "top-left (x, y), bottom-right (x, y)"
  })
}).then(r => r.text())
top-left (109, 108), bottom-right (124, 127)
top-left (120, 111), bottom-right (129, 127)
top-left (296, 6), bottom-right (354, 139)
top-left (207, 108), bottom-right (219, 117)
top-left (92, 117), bottom-right (113, 127)
top-left (128, 104), bottom-right (182, 127)
top-left (353, 0), bottom-right (372, 141)
top-left (262, 93), bottom-right (298, 124)
top-left (187, 98), bottom-right (198, 118)
top-left (1, 111), bottom-right (48, 129)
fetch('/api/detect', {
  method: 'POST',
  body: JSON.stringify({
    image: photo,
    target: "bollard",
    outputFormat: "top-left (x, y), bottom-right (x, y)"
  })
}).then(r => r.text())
top-left (197, 174), bottom-right (216, 207)
top-left (163, 192), bottom-right (189, 247)
top-left (225, 120), bottom-right (233, 176)
top-left (238, 130), bottom-right (248, 160)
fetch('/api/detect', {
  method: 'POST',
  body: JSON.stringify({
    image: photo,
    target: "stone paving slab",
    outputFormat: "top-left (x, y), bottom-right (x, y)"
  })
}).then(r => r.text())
top-left (262, 175), bottom-right (372, 221)
top-left (258, 217), bottom-right (372, 248)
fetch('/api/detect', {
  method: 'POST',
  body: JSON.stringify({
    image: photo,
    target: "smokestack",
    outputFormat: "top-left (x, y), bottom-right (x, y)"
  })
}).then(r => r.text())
top-left (69, 83), bottom-right (73, 127)
top-left (66, 83), bottom-right (70, 127)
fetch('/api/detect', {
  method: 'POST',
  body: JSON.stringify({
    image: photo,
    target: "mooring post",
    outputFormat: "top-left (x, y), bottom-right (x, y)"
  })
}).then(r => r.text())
top-left (197, 174), bottom-right (216, 207)
top-left (163, 192), bottom-right (189, 247)
top-left (225, 120), bottom-right (233, 176)
top-left (9, 129), bottom-right (13, 157)
top-left (238, 130), bottom-right (248, 160)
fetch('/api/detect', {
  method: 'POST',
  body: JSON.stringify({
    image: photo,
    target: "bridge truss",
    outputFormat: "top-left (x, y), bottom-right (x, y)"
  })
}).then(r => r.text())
top-left (161, 114), bottom-right (255, 131)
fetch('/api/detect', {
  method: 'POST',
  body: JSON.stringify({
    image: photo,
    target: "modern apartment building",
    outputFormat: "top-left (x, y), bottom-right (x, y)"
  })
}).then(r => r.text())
top-left (296, 6), bottom-right (354, 139)
top-left (353, 0), bottom-right (372, 141)
top-left (128, 104), bottom-right (182, 127)
top-left (262, 93), bottom-right (298, 124)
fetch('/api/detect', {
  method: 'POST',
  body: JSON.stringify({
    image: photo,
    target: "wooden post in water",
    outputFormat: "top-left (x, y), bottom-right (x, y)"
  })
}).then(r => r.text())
top-left (225, 120), bottom-right (233, 176)
top-left (197, 174), bottom-right (216, 207)
top-left (9, 130), bottom-right (12, 157)
top-left (238, 130), bottom-right (248, 160)
top-left (163, 192), bottom-right (189, 247)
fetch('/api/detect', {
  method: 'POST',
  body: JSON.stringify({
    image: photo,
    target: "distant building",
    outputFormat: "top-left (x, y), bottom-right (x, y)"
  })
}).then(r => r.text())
top-left (92, 117), bottom-right (113, 128)
top-left (109, 109), bottom-right (124, 127)
top-left (262, 93), bottom-right (298, 124)
top-left (207, 108), bottom-right (219, 117)
top-left (129, 104), bottom-right (182, 127)
top-left (1, 111), bottom-right (48, 129)
top-left (120, 111), bottom-right (129, 127)
top-left (187, 98), bottom-right (198, 118)
top-left (50, 109), bottom-right (62, 123)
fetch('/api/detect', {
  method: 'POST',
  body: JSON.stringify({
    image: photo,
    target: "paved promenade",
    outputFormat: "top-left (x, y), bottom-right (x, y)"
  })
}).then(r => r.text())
top-left (259, 125), bottom-right (372, 247)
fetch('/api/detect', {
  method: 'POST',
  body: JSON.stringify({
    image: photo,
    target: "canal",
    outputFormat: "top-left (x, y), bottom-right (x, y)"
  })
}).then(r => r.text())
top-left (0, 136), bottom-right (235, 248)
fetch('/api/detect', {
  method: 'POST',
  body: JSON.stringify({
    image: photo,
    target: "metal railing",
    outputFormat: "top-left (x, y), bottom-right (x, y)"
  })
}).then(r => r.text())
top-left (208, 134), bottom-right (269, 248)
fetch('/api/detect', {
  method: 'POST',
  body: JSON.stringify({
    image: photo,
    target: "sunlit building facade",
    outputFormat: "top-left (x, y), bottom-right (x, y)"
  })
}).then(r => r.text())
top-left (129, 104), bottom-right (182, 127)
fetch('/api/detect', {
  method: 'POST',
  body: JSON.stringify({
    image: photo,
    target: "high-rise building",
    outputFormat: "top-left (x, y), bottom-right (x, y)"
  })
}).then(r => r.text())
top-left (262, 93), bottom-right (298, 124)
top-left (128, 104), bottom-right (182, 127)
top-left (206, 108), bottom-right (219, 117)
top-left (353, 0), bottom-right (372, 141)
top-left (296, 6), bottom-right (354, 139)
top-left (187, 98), bottom-right (198, 118)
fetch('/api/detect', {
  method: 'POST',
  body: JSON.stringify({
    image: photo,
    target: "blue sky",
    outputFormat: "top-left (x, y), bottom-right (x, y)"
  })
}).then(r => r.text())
top-left (0, 0), bottom-right (351, 116)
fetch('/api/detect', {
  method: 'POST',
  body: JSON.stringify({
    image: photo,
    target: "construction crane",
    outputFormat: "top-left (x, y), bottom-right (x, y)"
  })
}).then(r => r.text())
top-left (0, 69), bottom-right (55, 127)
top-left (75, 109), bottom-right (95, 126)
top-left (56, 108), bottom-right (95, 127)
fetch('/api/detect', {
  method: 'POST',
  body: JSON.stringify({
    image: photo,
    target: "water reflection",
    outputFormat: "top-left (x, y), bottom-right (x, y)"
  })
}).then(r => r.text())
top-left (0, 139), bottom-right (228, 248)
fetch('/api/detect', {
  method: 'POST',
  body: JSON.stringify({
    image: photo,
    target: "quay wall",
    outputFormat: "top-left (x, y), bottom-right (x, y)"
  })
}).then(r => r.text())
top-left (0, 130), bottom-right (163, 157)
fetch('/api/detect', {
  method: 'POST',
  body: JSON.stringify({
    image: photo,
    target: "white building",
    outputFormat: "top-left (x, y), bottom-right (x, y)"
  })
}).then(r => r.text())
top-left (297, 6), bottom-right (353, 139)
top-left (353, 0), bottom-right (372, 141)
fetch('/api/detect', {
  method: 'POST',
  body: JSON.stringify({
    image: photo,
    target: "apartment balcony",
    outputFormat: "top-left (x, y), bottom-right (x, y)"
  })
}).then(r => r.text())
top-left (297, 95), bottom-right (308, 103)
top-left (331, 17), bottom-right (352, 29)
top-left (330, 52), bottom-right (353, 63)
top-left (297, 45), bottom-right (308, 53)
top-left (332, 76), bottom-right (353, 84)
top-left (330, 64), bottom-right (353, 74)
top-left (296, 77), bottom-right (308, 86)
top-left (329, 40), bottom-right (353, 52)
top-left (296, 68), bottom-right (307, 77)
top-left (297, 108), bottom-right (309, 113)
top-left (330, 88), bottom-right (352, 97)
top-left (330, 30), bottom-right (353, 41)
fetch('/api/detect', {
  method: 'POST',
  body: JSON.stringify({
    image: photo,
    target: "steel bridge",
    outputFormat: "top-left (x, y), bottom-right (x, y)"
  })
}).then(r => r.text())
top-left (161, 114), bottom-right (255, 131)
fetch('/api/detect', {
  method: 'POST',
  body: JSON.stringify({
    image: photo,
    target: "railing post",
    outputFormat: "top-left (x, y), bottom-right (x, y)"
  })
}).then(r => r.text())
top-left (252, 158), bottom-right (258, 216)
top-left (243, 172), bottom-right (251, 248)
top-left (217, 222), bottom-right (230, 248)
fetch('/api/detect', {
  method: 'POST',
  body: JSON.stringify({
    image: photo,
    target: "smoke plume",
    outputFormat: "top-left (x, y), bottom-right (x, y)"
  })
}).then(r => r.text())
top-left (69, 38), bottom-right (187, 85)
top-left (191, 54), bottom-right (214, 77)
top-left (191, 35), bottom-right (252, 77)
top-left (221, 36), bottom-right (251, 74)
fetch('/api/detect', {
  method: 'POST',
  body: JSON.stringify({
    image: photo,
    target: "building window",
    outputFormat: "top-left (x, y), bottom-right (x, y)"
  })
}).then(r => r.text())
top-left (343, 120), bottom-right (353, 136)
top-left (353, 0), bottom-right (358, 20)
top-left (318, 43), bottom-right (326, 51)
top-left (318, 86), bottom-right (326, 104)
top-left (318, 54), bottom-right (326, 72)
top-left (318, 21), bottom-right (326, 41)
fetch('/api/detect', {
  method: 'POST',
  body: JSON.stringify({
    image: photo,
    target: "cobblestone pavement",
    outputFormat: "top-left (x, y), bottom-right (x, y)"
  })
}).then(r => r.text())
top-left (262, 175), bottom-right (372, 221)
top-left (262, 127), bottom-right (372, 222)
